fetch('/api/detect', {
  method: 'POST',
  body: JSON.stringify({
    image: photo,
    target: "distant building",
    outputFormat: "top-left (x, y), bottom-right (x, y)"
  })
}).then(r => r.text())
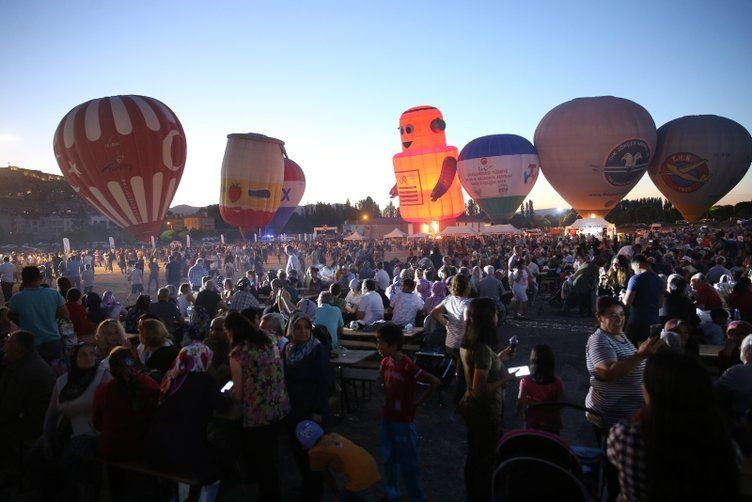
top-left (88, 214), bottom-right (118, 229)
top-left (454, 213), bottom-right (492, 233)
top-left (343, 217), bottom-right (408, 239)
top-left (164, 218), bottom-right (185, 231)
top-left (183, 215), bottom-right (215, 231)
top-left (13, 214), bottom-right (78, 239)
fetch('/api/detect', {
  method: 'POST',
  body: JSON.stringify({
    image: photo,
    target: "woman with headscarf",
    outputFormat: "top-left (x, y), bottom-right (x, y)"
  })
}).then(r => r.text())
top-left (144, 343), bottom-right (232, 501)
top-left (93, 347), bottom-right (160, 461)
top-left (124, 294), bottom-right (151, 333)
top-left (424, 280), bottom-right (447, 314)
top-left (283, 311), bottom-right (334, 501)
top-left (101, 290), bottom-right (127, 321)
top-left (84, 292), bottom-right (108, 327)
top-left (38, 342), bottom-right (111, 501)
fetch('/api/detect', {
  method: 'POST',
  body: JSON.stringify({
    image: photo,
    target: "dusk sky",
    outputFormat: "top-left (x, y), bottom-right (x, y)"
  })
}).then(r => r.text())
top-left (2, 0), bottom-right (751, 211)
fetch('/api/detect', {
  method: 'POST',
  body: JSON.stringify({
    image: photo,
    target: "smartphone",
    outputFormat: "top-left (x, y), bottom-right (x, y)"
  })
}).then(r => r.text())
top-left (221, 381), bottom-right (233, 393)
top-left (649, 324), bottom-right (663, 338)
top-left (509, 335), bottom-right (519, 354)
top-left (507, 365), bottom-right (531, 377)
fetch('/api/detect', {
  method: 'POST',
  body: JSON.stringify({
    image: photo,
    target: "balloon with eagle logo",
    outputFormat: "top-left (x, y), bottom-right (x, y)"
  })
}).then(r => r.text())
top-left (53, 95), bottom-right (187, 240)
top-left (219, 133), bottom-right (285, 237)
top-left (648, 115), bottom-right (752, 222)
top-left (457, 134), bottom-right (539, 223)
top-left (262, 157), bottom-right (306, 235)
top-left (391, 105), bottom-right (465, 226)
top-left (534, 96), bottom-right (657, 218)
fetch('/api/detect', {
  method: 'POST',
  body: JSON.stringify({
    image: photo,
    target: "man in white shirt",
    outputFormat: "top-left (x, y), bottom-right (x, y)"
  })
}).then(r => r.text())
top-left (0, 256), bottom-right (17, 304)
top-left (285, 245), bottom-right (302, 277)
top-left (373, 261), bottom-right (392, 291)
top-left (389, 278), bottom-right (424, 327)
top-left (357, 279), bottom-right (384, 324)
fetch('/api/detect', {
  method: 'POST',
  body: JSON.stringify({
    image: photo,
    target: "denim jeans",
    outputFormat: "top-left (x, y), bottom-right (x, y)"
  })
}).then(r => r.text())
top-left (381, 420), bottom-right (427, 502)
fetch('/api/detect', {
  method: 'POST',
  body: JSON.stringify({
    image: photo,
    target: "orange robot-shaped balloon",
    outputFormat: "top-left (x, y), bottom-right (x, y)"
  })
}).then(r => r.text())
top-left (392, 105), bottom-right (464, 225)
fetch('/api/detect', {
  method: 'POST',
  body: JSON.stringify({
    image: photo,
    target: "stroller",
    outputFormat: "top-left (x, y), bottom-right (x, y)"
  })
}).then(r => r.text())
top-left (492, 403), bottom-right (606, 502)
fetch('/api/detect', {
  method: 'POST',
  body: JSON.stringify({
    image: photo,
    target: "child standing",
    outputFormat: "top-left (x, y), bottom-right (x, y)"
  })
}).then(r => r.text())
top-left (516, 344), bottom-right (565, 434)
top-left (296, 420), bottom-right (381, 501)
top-left (375, 323), bottom-right (440, 502)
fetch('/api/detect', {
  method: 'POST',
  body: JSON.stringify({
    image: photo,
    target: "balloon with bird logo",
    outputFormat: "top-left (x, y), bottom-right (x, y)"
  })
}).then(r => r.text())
top-left (534, 96), bottom-right (657, 218)
top-left (219, 133), bottom-right (285, 237)
top-left (457, 134), bottom-right (539, 223)
top-left (648, 115), bottom-right (752, 222)
top-left (263, 157), bottom-right (306, 235)
top-left (391, 105), bottom-right (464, 226)
top-left (53, 95), bottom-right (187, 241)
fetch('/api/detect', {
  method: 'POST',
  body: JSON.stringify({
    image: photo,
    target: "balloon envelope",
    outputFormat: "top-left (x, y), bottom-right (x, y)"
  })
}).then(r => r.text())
top-left (263, 158), bottom-right (306, 235)
top-left (534, 96), bottom-right (656, 218)
top-left (648, 115), bottom-right (752, 222)
top-left (458, 134), bottom-right (539, 223)
top-left (393, 106), bottom-right (464, 224)
top-left (53, 95), bottom-right (187, 240)
top-left (219, 133), bottom-right (285, 236)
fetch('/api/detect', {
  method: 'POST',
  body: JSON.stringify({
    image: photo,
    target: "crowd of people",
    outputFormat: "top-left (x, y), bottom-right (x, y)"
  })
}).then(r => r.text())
top-left (0, 223), bottom-right (751, 501)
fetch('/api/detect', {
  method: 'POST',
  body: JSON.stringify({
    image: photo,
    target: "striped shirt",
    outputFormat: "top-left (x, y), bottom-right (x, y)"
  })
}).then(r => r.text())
top-left (585, 329), bottom-right (645, 427)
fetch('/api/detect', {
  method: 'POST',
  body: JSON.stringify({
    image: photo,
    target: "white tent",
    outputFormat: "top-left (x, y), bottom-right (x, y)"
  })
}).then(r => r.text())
top-left (440, 226), bottom-right (477, 237)
top-left (343, 231), bottom-right (365, 241)
top-left (567, 217), bottom-right (616, 236)
top-left (383, 228), bottom-right (407, 239)
top-left (480, 224), bottom-right (523, 235)
top-left (406, 232), bottom-right (428, 239)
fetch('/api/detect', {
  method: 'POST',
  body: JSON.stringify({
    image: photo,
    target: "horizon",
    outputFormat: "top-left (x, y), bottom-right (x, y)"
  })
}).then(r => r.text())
top-left (2, 1), bottom-right (751, 212)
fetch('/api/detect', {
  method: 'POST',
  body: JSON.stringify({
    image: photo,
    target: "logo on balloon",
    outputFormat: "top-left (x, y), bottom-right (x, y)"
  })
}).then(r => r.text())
top-left (602, 139), bottom-right (650, 187)
top-left (659, 152), bottom-right (709, 193)
top-left (228, 184), bottom-right (242, 203)
top-left (478, 158), bottom-right (490, 171)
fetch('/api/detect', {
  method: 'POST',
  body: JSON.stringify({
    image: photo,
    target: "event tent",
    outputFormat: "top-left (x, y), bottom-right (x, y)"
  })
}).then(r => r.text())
top-left (406, 232), bottom-right (428, 239)
top-left (383, 228), bottom-right (407, 239)
top-left (343, 231), bottom-right (365, 241)
top-left (566, 217), bottom-right (616, 236)
top-left (439, 226), bottom-right (477, 237)
top-left (479, 224), bottom-right (523, 235)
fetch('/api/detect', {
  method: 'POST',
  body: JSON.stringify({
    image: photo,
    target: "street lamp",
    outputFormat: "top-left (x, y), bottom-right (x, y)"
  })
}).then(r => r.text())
top-left (362, 214), bottom-right (369, 221)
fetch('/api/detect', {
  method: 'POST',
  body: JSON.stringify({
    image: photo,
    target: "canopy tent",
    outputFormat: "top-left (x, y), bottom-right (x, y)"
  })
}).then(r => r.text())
top-left (480, 224), bottom-right (523, 235)
top-left (566, 217), bottom-right (616, 236)
top-left (383, 228), bottom-right (407, 239)
top-left (406, 232), bottom-right (428, 239)
top-left (343, 231), bottom-right (365, 241)
top-left (439, 226), bottom-right (477, 237)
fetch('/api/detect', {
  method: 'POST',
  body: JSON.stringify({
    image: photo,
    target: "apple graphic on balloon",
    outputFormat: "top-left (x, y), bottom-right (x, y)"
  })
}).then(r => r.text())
top-left (228, 183), bottom-right (241, 203)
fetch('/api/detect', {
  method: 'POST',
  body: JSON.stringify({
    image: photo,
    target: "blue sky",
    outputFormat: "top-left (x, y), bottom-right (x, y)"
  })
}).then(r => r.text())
top-left (1, 0), bottom-right (751, 210)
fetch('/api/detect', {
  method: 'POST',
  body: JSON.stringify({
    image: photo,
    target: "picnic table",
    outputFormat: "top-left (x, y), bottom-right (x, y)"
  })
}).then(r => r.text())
top-left (341, 326), bottom-right (423, 339)
top-left (330, 347), bottom-right (376, 366)
top-left (329, 347), bottom-right (379, 415)
top-left (699, 344), bottom-right (722, 358)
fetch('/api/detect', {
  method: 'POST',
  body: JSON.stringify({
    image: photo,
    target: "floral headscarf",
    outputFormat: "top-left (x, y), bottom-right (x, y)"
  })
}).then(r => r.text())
top-left (159, 342), bottom-right (213, 405)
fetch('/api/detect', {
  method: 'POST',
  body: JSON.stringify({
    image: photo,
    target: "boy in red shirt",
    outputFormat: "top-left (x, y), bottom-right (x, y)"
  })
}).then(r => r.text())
top-left (375, 323), bottom-right (440, 502)
top-left (65, 288), bottom-right (92, 339)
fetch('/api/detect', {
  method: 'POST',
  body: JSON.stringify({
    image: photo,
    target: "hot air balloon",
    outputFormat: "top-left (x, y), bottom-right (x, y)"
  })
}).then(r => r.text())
top-left (392, 106), bottom-right (464, 228)
top-left (648, 115), bottom-right (752, 222)
top-left (457, 134), bottom-right (539, 223)
top-left (263, 158), bottom-right (306, 235)
top-left (53, 95), bottom-right (187, 240)
top-left (534, 96), bottom-right (657, 218)
top-left (219, 133), bottom-right (285, 237)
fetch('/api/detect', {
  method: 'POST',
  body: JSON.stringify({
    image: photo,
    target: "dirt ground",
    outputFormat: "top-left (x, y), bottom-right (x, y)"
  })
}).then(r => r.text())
top-left (10, 259), bottom-right (598, 501)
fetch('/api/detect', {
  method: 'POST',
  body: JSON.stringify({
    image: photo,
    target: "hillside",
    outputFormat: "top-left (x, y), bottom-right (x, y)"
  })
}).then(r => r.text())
top-left (0, 166), bottom-right (92, 216)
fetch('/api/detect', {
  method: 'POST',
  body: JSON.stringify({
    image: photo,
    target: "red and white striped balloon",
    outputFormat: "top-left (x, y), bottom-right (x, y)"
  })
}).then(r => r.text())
top-left (53, 95), bottom-right (187, 240)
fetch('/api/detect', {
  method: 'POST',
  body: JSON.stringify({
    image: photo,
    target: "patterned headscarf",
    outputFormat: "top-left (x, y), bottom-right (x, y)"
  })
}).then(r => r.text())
top-left (284, 311), bottom-right (319, 366)
top-left (159, 342), bottom-right (213, 405)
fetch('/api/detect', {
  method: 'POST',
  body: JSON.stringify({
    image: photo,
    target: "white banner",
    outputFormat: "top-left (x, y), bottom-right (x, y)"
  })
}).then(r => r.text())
top-left (108, 237), bottom-right (115, 250)
top-left (220, 234), bottom-right (225, 245)
top-left (150, 236), bottom-right (156, 248)
top-left (186, 234), bottom-right (191, 248)
top-left (254, 233), bottom-right (257, 242)
top-left (62, 237), bottom-right (71, 254)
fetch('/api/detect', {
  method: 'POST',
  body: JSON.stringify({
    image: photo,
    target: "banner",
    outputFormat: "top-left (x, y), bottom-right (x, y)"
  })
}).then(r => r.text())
top-left (220, 234), bottom-right (225, 245)
top-left (108, 236), bottom-right (115, 250)
top-left (186, 234), bottom-right (191, 248)
top-left (254, 233), bottom-right (257, 242)
top-left (151, 236), bottom-right (156, 248)
top-left (62, 238), bottom-right (71, 254)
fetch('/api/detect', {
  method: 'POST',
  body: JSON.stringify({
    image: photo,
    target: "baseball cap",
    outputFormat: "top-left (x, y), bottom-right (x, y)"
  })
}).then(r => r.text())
top-left (295, 420), bottom-right (324, 450)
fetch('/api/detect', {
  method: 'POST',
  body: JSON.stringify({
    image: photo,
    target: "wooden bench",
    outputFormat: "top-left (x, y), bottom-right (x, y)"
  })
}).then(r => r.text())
top-left (339, 339), bottom-right (420, 352)
top-left (100, 459), bottom-right (204, 502)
